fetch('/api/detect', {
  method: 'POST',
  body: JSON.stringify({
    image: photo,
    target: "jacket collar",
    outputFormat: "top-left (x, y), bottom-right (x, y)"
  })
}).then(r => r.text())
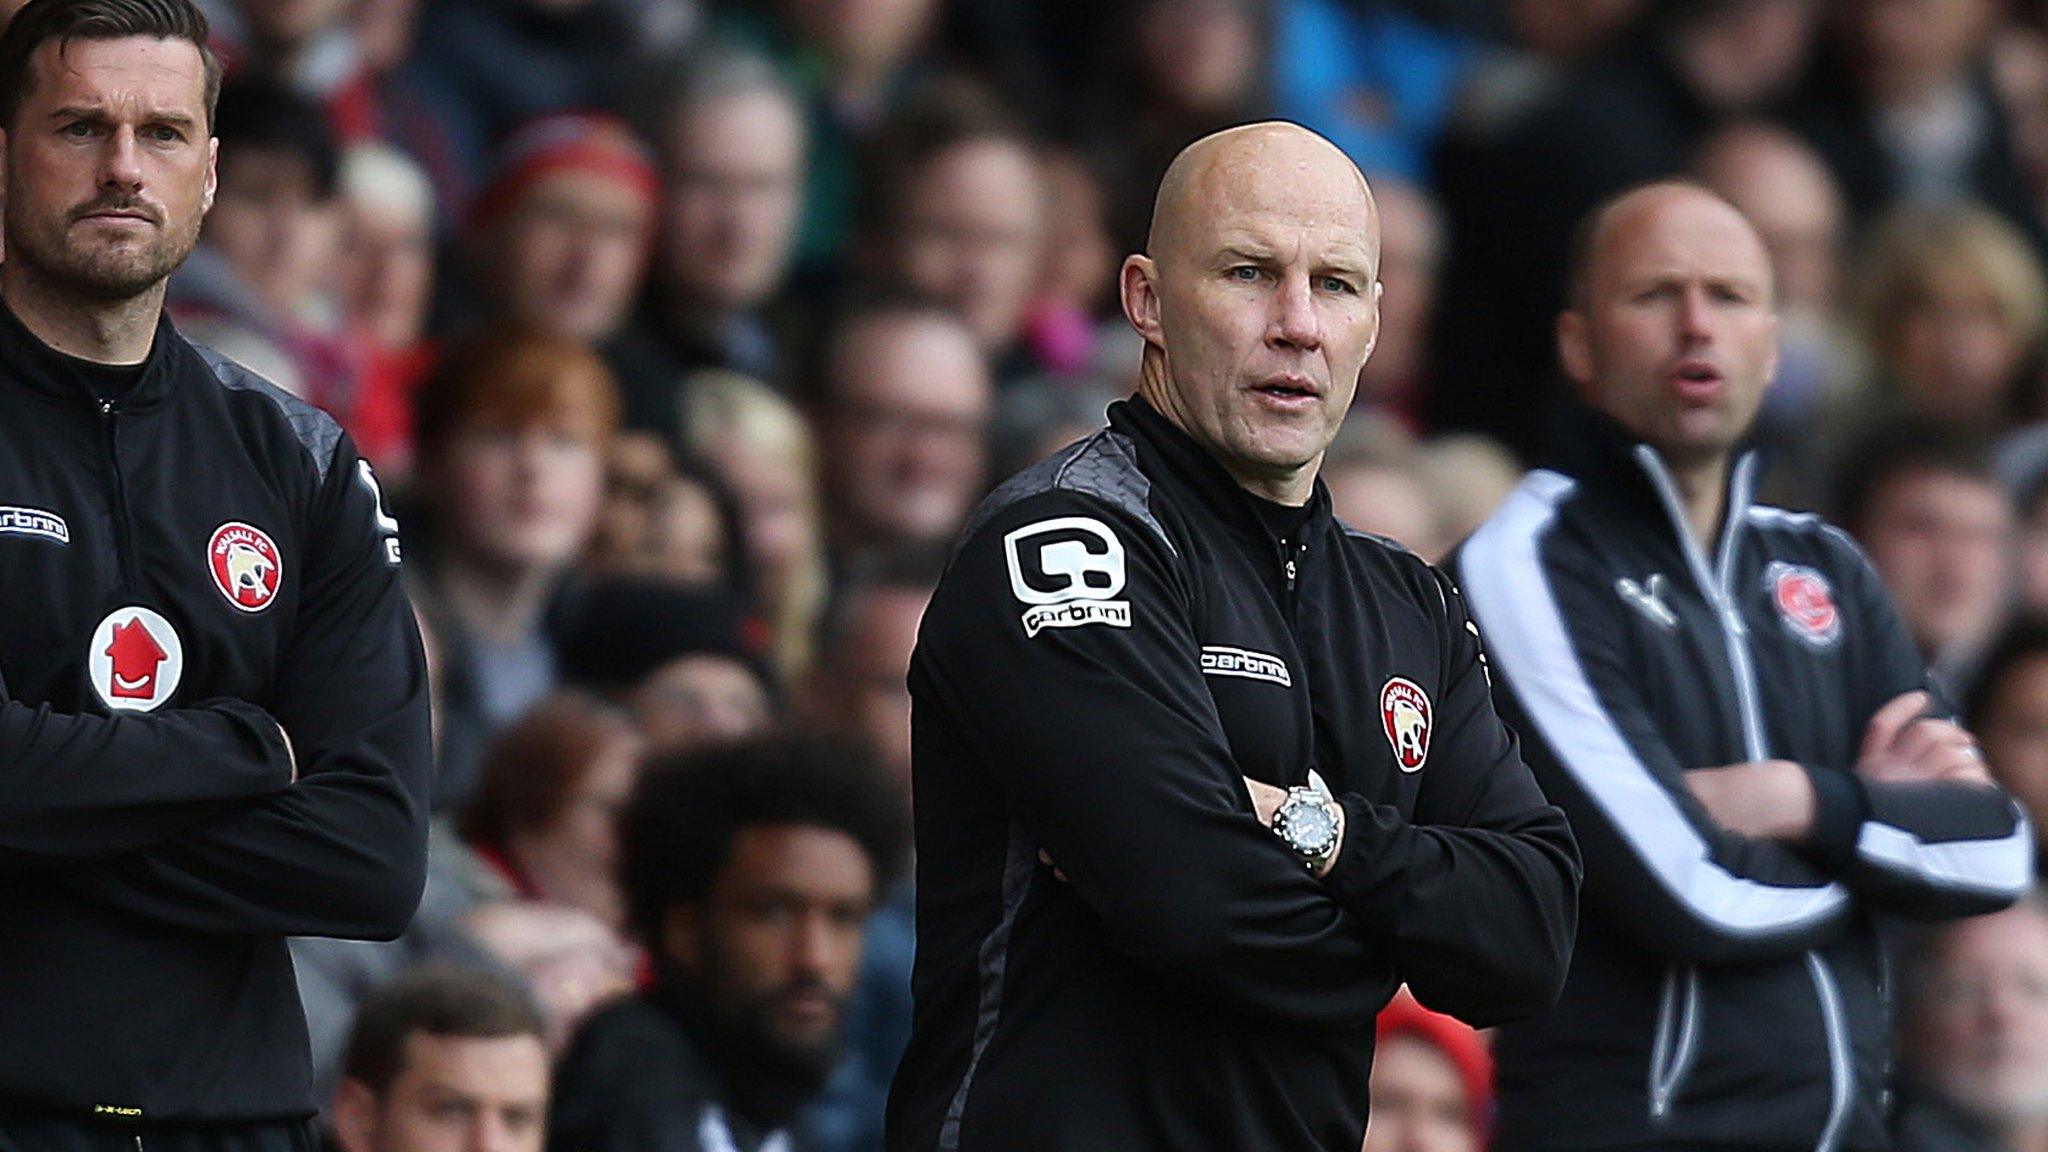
top-left (1108, 394), bottom-right (1335, 543)
top-left (0, 293), bottom-right (184, 411)
top-left (1548, 403), bottom-right (1761, 578)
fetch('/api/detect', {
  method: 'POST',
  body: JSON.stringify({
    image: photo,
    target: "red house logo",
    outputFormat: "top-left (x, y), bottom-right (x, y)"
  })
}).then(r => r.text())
top-left (88, 607), bottom-right (183, 712)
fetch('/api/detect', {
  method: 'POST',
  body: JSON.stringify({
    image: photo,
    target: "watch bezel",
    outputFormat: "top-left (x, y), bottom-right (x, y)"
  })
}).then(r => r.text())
top-left (1273, 786), bottom-right (1339, 863)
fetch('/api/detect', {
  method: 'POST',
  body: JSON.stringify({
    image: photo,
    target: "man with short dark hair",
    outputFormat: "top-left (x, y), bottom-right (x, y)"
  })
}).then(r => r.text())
top-left (331, 967), bottom-right (550, 1152)
top-left (1454, 181), bottom-right (2033, 1151)
top-left (548, 735), bottom-right (909, 1152)
top-left (0, 0), bottom-right (430, 1145)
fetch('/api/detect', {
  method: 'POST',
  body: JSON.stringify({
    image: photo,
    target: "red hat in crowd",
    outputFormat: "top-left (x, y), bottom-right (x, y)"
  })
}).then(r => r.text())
top-left (1376, 987), bottom-right (1494, 1132)
top-left (466, 111), bottom-right (660, 234)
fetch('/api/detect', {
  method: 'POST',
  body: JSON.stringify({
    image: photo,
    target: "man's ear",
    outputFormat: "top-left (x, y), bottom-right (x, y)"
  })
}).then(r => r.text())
top-left (1557, 310), bottom-right (1593, 390)
top-left (661, 903), bottom-right (702, 970)
top-left (1120, 254), bottom-right (1164, 347)
top-left (202, 136), bottom-right (217, 213)
top-left (329, 1077), bottom-right (381, 1152)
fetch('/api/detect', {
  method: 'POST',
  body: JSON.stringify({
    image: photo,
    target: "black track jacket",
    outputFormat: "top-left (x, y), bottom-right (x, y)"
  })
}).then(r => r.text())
top-left (0, 302), bottom-right (430, 1121)
top-left (1451, 414), bottom-right (2033, 1152)
top-left (887, 397), bottom-right (1581, 1151)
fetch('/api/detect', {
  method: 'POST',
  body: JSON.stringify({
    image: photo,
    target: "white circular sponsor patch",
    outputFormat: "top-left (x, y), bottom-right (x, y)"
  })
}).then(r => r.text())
top-left (89, 606), bottom-right (183, 712)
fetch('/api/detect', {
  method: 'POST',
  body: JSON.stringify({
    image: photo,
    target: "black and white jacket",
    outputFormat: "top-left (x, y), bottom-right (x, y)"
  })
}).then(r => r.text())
top-left (1451, 413), bottom-right (2032, 1152)
top-left (887, 397), bottom-right (1580, 1152)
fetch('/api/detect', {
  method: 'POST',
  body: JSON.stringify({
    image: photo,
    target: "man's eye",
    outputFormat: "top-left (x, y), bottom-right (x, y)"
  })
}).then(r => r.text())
top-left (1320, 277), bottom-right (1355, 294)
top-left (62, 122), bottom-right (95, 139)
top-left (1229, 266), bottom-right (1262, 282)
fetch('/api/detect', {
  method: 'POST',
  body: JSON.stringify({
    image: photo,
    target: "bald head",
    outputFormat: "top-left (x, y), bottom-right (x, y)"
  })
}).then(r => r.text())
top-left (1147, 122), bottom-right (1379, 270)
top-left (1568, 181), bottom-right (1774, 311)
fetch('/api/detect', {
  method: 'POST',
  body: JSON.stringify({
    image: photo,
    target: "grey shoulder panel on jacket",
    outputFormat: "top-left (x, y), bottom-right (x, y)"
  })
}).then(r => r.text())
top-left (191, 342), bottom-right (343, 484)
top-left (959, 429), bottom-right (1172, 551)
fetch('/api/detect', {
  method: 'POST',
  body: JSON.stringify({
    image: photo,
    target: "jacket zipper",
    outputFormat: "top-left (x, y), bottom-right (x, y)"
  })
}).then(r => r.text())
top-left (1634, 447), bottom-right (1854, 1151)
top-left (1648, 966), bottom-right (1702, 1120)
top-left (98, 397), bottom-right (140, 590)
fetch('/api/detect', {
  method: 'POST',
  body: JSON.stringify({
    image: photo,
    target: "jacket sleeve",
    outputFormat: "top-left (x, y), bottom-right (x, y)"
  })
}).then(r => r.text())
top-left (1794, 547), bottom-right (2033, 918)
top-left (61, 434), bottom-right (432, 939)
top-left (1452, 487), bottom-right (1853, 965)
top-left (0, 693), bottom-right (294, 868)
top-left (914, 490), bottom-right (1392, 1032)
top-left (1320, 566), bottom-right (1581, 1028)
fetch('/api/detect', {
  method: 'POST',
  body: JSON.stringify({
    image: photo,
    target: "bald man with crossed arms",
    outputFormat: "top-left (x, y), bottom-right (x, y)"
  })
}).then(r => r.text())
top-left (886, 122), bottom-right (1581, 1152)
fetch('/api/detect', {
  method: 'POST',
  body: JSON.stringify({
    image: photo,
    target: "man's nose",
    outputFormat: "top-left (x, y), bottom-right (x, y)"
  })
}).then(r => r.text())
top-left (1270, 273), bottom-right (1322, 350)
top-left (1678, 286), bottom-right (1715, 343)
top-left (100, 127), bottom-right (145, 190)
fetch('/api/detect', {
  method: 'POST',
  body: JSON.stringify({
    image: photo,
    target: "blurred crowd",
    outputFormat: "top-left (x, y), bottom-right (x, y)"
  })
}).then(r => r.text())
top-left (14, 0), bottom-right (2048, 1147)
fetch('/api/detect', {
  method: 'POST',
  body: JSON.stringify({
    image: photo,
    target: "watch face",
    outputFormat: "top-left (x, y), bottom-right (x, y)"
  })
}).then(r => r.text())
top-left (1284, 800), bottom-right (1337, 853)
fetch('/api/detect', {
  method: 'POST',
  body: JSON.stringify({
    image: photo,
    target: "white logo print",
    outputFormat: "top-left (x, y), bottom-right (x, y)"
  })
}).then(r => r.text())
top-left (1003, 516), bottom-right (1132, 637)
top-left (1616, 573), bottom-right (1679, 629)
top-left (0, 505), bottom-right (69, 545)
top-left (88, 606), bottom-right (184, 712)
top-left (1201, 646), bottom-right (1292, 687)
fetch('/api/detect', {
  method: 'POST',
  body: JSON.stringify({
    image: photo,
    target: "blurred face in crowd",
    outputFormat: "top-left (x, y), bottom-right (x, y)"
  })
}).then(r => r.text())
top-left (1357, 180), bottom-right (1442, 401)
top-left (458, 903), bottom-right (636, 1053)
top-left (1845, 0), bottom-right (1995, 102)
top-left (487, 171), bottom-right (651, 344)
top-left (891, 137), bottom-right (1047, 354)
top-left (630, 653), bottom-right (773, 756)
top-left (1694, 125), bottom-right (1844, 314)
top-left (1508, 0), bottom-right (1642, 60)
top-left (811, 584), bottom-right (929, 783)
top-left (1037, 149), bottom-right (1117, 313)
top-left (823, 313), bottom-right (992, 548)
top-left (1325, 462), bottom-right (1446, 563)
top-left (1363, 1034), bottom-right (1480, 1152)
top-left (1977, 652), bottom-right (2048, 840)
top-left (1136, 0), bottom-right (1261, 115)
top-left (1881, 267), bottom-right (2034, 428)
top-left (666, 824), bottom-right (876, 1079)
top-left (779, 0), bottom-right (937, 84)
top-left (713, 438), bottom-right (818, 605)
top-left (507, 731), bottom-right (640, 928)
top-left (338, 188), bottom-right (435, 350)
top-left (238, 0), bottom-right (353, 53)
top-left (436, 418), bottom-right (608, 575)
top-left (1671, 0), bottom-right (1817, 112)
top-left (2, 36), bottom-right (217, 306)
top-left (1856, 467), bottom-right (2014, 659)
top-left (206, 144), bottom-right (340, 316)
top-left (331, 1032), bottom-right (550, 1152)
top-left (1127, 124), bottom-right (1381, 505)
top-left (1560, 186), bottom-right (1778, 471)
top-left (1907, 902), bottom-right (2048, 1130)
top-left (659, 89), bottom-right (805, 316)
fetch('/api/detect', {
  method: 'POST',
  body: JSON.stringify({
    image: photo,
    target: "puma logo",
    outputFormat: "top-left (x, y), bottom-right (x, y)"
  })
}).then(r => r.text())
top-left (1616, 573), bottom-right (1678, 629)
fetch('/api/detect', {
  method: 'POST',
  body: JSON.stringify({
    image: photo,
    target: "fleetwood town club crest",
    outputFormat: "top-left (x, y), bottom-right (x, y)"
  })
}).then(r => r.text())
top-left (1766, 562), bottom-right (1841, 647)
top-left (89, 606), bottom-right (183, 712)
top-left (1381, 676), bottom-right (1433, 773)
top-left (209, 522), bottom-right (282, 612)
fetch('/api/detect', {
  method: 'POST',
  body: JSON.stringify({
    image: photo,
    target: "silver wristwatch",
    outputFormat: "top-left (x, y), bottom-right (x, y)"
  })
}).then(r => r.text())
top-left (1271, 786), bottom-right (1342, 871)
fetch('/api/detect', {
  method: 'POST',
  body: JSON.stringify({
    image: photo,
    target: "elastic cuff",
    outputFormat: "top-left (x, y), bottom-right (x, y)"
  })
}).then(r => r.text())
top-left (1319, 794), bottom-right (1420, 930)
top-left (1797, 762), bottom-right (1867, 872)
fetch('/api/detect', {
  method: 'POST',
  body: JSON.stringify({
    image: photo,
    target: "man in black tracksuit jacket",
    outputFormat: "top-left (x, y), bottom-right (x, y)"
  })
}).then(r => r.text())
top-left (1452, 183), bottom-right (2033, 1152)
top-left (887, 124), bottom-right (1580, 1152)
top-left (0, 1), bottom-right (430, 1145)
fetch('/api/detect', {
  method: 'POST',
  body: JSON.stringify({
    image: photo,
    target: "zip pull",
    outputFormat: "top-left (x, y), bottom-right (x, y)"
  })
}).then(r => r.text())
top-left (98, 397), bottom-right (116, 417)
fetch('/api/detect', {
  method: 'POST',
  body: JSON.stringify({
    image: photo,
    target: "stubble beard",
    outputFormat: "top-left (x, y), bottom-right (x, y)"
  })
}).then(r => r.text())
top-left (2, 200), bottom-right (200, 305)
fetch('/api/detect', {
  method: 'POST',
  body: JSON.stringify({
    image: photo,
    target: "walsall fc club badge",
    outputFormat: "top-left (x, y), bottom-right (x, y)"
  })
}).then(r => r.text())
top-left (1381, 677), bottom-right (1433, 773)
top-left (209, 522), bottom-right (282, 612)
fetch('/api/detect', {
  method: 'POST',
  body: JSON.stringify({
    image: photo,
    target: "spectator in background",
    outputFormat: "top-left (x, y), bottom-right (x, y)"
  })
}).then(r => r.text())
top-left (1432, 0), bottom-right (1821, 459)
top-left (1840, 429), bottom-right (2017, 688)
top-left (550, 736), bottom-right (908, 1152)
top-left (815, 304), bottom-right (992, 564)
top-left (1970, 618), bottom-right (2048, 872)
top-left (170, 75), bottom-right (355, 407)
top-left (717, 0), bottom-right (941, 267)
top-left (617, 44), bottom-right (808, 412)
top-left (1019, 145), bottom-right (1123, 378)
top-left (1851, 204), bottom-right (2048, 439)
top-left (803, 548), bottom-right (942, 787)
top-left (681, 371), bottom-right (830, 679)
top-left (1272, 0), bottom-right (1475, 184)
top-left (330, 967), bottom-right (551, 1152)
top-left (1322, 420), bottom-right (1451, 563)
top-left (1364, 990), bottom-right (1493, 1152)
top-left (1693, 121), bottom-right (1857, 497)
top-left (1895, 894), bottom-right (2048, 1152)
top-left (410, 331), bottom-right (619, 809)
top-left (460, 693), bottom-right (643, 931)
top-left (1356, 179), bottom-right (1446, 430)
top-left (335, 142), bottom-right (438, 475)
top-left (2018, 477), bottom-right (2048, 614)
top-left (1414, 434), bottom-right (1524, 550)
top-left (462, 113), bottom-right (659, 349)
top-left (1790, 0), bottom-right (2044, 251)
top-left (587, 441), bottom-right (744, 591)
top-left (865, 80), bottom-right (1048, 383)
